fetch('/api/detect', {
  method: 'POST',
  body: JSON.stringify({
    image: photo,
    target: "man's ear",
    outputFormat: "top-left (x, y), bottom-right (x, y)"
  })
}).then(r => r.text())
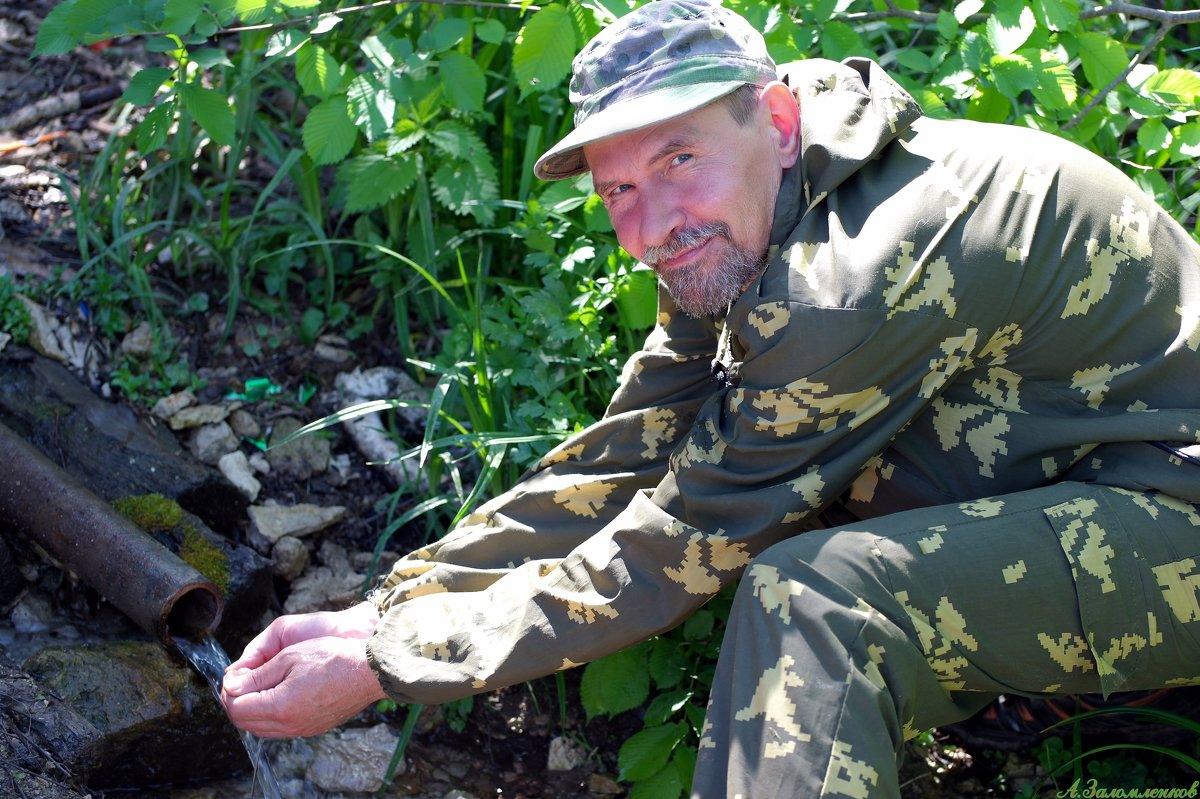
top-left (759, 81), bottom-right (800, 169)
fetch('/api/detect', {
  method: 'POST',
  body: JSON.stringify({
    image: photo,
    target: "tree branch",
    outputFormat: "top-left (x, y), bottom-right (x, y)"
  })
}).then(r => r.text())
top-left (1080, 2), bottom-right (1200, 25)
top-left (1063, 22), bottom-right (1172, 129)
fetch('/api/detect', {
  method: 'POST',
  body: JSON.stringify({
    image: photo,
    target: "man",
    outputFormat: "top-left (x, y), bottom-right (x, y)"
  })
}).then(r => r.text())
top-left (222, 1), bottom-right (1200, 796)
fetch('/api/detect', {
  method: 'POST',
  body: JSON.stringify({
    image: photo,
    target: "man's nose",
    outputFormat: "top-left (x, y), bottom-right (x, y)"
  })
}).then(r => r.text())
top-left (639, 186), bottom-right (685, 253)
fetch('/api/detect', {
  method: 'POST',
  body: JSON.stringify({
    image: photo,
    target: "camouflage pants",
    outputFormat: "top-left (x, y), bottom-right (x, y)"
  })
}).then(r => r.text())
top-left (692, 481), bottom-right (1200, 798)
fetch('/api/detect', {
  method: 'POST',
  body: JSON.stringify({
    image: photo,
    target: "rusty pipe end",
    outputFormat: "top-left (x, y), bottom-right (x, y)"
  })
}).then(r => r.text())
top-left (160, 580), bottom-right (225, 643)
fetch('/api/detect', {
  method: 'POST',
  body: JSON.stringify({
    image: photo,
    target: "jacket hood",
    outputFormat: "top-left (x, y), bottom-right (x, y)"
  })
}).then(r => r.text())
top-left (769, 58), bottom-right (923, 246)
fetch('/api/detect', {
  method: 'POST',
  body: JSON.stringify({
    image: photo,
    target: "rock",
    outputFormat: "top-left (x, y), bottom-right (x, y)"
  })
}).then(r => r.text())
top-left (283, 542), bottom-right (363, 614)
top-left (151, 389), bottom-right (196, 421)
top-left (332, 367), bottom-right (428, 489)
top-left (306, 724), bottom-right (401, 793)
top-left (218, 451), bottom-right (261, 502)
top-left (119, 321), bottom-right (155, 359)
top-left (443, 791), bottom-right (479, 799)
top-left (10, 593), bottom-right (54, 634)
top-left (19, 296), bottom-right (69, 365)
top-left (22, 641), bottom-right (247, 788)
top-left (0, 330), bottom-right (10, 353)
top-left (0, 652), bottom-right (99, 798)
top-left (266, 416), bottom-right (331, 480)
top-left (248, 503), bottom-right (346, 546)
top-left (588, 773), bottom-right (624, 794)
top-left (271, 536), bottom-right (309, 582)
top-left (314, 341), bottom-right (355, 364)
top-left (227, 408), bottom-right (261, 439)
top-left (169, 404), bottom-right (231, 431)
top-left (248, 451), bottom-right (270, 474)
top-left (188, 421), bottom-right (239, 465)
top-left (547, 735), bottom-right (587, 771)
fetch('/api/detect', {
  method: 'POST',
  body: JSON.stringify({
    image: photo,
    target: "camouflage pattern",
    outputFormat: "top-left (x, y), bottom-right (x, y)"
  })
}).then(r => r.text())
top-left (367, 57), bottom-right (1200, 795)
top-left (534, 0), bottom-right (776, 180)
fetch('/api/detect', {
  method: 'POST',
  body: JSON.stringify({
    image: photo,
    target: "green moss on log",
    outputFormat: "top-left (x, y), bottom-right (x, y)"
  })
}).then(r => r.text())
top-left (111, 493), bottom-right (184, 533)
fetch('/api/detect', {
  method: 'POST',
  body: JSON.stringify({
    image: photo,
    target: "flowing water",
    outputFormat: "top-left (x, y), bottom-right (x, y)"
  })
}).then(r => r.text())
top-left (174, 635), bottom-right (284, 799)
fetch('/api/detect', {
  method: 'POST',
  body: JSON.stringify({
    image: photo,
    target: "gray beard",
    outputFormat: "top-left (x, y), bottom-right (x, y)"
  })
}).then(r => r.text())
top-left (644, 223), bottom-right (766, 318)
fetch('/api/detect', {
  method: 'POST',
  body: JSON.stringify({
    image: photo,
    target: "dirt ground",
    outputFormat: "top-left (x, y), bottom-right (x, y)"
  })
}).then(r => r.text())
top-left (2, 5), bottom-right (1199, 798)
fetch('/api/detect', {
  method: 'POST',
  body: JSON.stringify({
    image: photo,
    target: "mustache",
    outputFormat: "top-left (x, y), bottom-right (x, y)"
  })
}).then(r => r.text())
top-left (643, 222), bottom-right (732, 267)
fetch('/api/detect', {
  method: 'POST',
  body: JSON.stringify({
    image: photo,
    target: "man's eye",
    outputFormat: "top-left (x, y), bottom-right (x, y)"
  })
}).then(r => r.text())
top-left (611, 184), bottom-right (633, 197)
top-left (671, 153), bottom-right (693, 166)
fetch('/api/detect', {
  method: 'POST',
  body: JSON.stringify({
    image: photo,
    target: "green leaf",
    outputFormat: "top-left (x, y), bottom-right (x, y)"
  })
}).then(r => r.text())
top-left (235, 0), bottom-right (270, 25)
top-left (954, 0), bottom-right (983, 25)
top-left (1168, 121), bottom-right (1200, 163)
top-left (190, 48), bottom-right (233, 68)
top-left (121, 66), bottom-right (174, 107)
top-left (618, 722), bottom-right (688, 782)
top-left (265, 28), bottom-right (306, 57)
top-left (990, 53), bottom-right (1035, 98)
top-left (429, 17), bottom-right (470, 52)
top-left (476, 18), bottom-right (506, 45)
top-left (966, 86), bottom-right (1010, 122)
top-left (1136, 118), bottom-right (1169, 154)
top-left (673, 745), bottom-right (697, 789)
top-left (347, 73), bottom-right (396, 143)
top-left (432, 155), bottom-right (500, 224)
top-left (303, 96), bottom-right (357, 165)
top-left (682, 609), bottom-right (713, 641)
top-left (34, 0), bottom-right (79, 55)
top-left (1032, 0), bottom-right (1078, 33)
top-left (936, 9), bottom-right (958, 40)
top-left (580, 646), bottom-right (649, 720)
top-left (643, 689), bottom-right (692, 726)
top-left (135, 101), bottom-right (174, 152)
top-left (1142, 69), bottom-right (1200, 109)
top-left (1026, 50), bottom-right (1077, 111)
top-left (629, 761), bottom-right (684, 799)
top-left (986, 5), bottom-right (1036, 56)
top-left (339, 154), bottom-right (418, 213)
top-left (299, 307), bottom-right (324, 343)
top-left (647, 639), bottom-right (688, 689)
top-left (296, 42), bottom-right (342, 99)
top-left (1076, 32), bottom-right (1126, 90)
top-left (895, 49), bottom-right (932, 73)
top-left (163, 0), bottom-right (200, 36)
top-left (820, 21), bottom-right (866, 62)
top-left (181, 84), bottom-right (236, 146)
top-left (280, 0), bottom-right (319, 8)
top-left (513, 4), bottom-right (576, 98)
top-left (440, 52), bottom-right (486, 113)
top-left (310, 12), bottom-right (341, 35)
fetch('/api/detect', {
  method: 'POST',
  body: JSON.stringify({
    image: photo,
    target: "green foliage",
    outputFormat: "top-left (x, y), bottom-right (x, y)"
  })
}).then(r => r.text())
top-left (112, 493), bottom-right (186, 533)
top-left (0, 276), bottom-right (32, 345)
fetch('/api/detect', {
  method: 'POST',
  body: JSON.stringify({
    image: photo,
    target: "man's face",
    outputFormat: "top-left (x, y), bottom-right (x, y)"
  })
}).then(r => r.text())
top-left (584, 91), bottom-right (793, 317)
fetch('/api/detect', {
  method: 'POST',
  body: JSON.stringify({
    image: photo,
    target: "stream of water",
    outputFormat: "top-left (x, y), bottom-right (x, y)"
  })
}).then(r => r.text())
top-left (174, 635), bottom-right (284, 799)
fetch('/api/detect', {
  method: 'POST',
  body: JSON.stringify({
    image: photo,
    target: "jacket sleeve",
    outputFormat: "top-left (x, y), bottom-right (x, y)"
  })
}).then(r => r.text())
top-left (367, 286), bottom-right (978, 704)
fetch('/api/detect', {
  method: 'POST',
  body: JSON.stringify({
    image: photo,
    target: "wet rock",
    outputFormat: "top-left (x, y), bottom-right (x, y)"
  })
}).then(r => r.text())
top-left (189, 421), bottom-right (239, 465)
top-left (332, 367), bottom-right (427, 489)
top-left (170, 404), bottom-right (232, 431)
top-left (271, 536), bottom-right (309, 582)
top-left (119, 322), bottom-right (155, 359)
top-left (0, 652), bottom-right (98, 799)
top-left (22, 641), bottom-right (247, 788)
top-left (547, 735), bottom-right (587, 771)
top-left (283, 542), bottom-right (363, 614)
top-left (248, 502), bottom-right (346, 547)
top-left (10, 593), bottom-right (55, 634)
top-left (218, 451), bottom-right (261, 502)
top-left (151, 389), bottom-right (196, 421)
top-left (306, 723), bottom-right (401, 793)
top-left (227, 408), bottom-right (261, 439)
top-left (266, 416), bottom-right (331, 480)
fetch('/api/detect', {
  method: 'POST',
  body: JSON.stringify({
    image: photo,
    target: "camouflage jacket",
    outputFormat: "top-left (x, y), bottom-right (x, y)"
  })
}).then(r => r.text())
top-left (367, 58), bottom-right (1200, 704)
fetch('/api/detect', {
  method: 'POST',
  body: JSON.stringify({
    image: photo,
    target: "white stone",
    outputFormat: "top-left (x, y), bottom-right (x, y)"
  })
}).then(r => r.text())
top-left (283, 542), bottom-right (362, 614)
top-left (152, 390), bottom-right (196, 421)
top-left (306, 724), bottom-right (401, 793)
top-left (218, 450), bottom-right (261, 502)
top-left (248, 452), bottom-right (271, 474)
top-left (19, 296), bottom-right (69, 364)
top-left (332, 366), bottom-right (428, 489)
top-left (547, 735), bottom-right (588, 771)
top-left (188, 421), bottom-right (239, 465)
top-left (271, 536), bottom-right (309, 582)
top-left (0, 330), bottom-right (10, 353)
top-left (249, 503), bottom-right (346, 544)
top-left (10, 594), bottom-right (55, 634)
top-left (314, 342), bottom-right (355, 364)
top-left (169, 404), bottom-right (231, 431)
top-left (120, 321), bottom-right (156, 358)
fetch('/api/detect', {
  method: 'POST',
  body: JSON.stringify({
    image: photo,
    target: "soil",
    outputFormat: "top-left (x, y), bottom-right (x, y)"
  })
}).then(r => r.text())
top-left (1, 6), bottom-right (1197, 799)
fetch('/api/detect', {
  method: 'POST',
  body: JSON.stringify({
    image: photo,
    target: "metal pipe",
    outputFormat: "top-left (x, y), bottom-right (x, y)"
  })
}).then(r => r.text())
top-left (0, 421), bottom-right (224, 642)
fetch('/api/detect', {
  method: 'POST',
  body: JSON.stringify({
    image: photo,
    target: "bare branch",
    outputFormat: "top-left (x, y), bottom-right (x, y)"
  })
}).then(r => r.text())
top-left (219, 0), bottom-right (537, 36)
top-left (1063, 22), bottom-right (1171, 129)
top-left (1080, 2), bottom-right (1200, 25)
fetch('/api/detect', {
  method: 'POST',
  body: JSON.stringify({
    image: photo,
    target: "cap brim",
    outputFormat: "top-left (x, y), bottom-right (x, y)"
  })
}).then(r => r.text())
top-left (534, 81), bottom-right (745, 181)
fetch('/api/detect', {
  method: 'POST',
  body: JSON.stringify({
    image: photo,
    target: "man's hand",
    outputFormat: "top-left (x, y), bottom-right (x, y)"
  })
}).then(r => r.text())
top-left (220, 602), bottom-right (389, 738)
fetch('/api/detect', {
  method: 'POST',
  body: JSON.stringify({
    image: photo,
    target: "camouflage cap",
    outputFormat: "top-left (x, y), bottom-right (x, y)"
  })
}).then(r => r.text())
top-left (533, 0), bottom-right (777, 181)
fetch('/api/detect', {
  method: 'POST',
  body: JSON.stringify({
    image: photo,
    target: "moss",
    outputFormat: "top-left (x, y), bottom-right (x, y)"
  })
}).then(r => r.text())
top-left (178, 524), bottom-right (231, 594)
top-left (111, 494), bottom-right (184, 533)
top-left (112, 494), bottom-right (230, 593)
